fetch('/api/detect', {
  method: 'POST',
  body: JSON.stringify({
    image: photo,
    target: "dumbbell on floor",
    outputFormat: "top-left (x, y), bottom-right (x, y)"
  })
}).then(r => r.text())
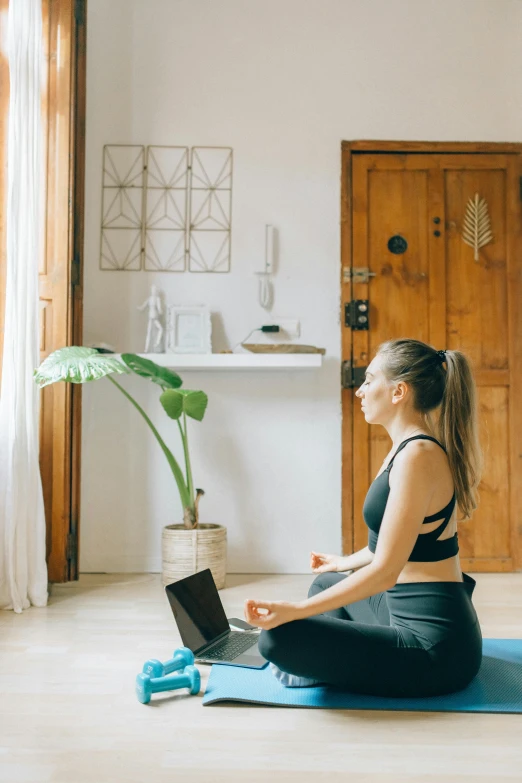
top-left (136, 665), bottom-right (201, 704)
top-left (142, 646), bottom-right (194, 678)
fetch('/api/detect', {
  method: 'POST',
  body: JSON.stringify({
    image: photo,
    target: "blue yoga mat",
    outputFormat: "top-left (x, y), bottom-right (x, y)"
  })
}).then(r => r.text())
top-left (202, 639), bottom-right (522, 713)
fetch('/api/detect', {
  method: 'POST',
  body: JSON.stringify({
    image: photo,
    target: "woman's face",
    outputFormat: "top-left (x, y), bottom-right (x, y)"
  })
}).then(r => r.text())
top-left (355, 354), bottom-right (396, 424)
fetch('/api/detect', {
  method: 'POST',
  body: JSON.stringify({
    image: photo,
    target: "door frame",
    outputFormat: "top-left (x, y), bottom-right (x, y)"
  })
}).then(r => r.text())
top-left (340, 140), bottom-right (522, 571)
top-left (69, 0), bottom-right (87, 581)
top-left (43, 0), bottom-right (86, 581)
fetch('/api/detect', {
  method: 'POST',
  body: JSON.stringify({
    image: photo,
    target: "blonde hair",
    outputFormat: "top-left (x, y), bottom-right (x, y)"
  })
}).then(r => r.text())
top-left (377, 338), bottom-right (483, 520)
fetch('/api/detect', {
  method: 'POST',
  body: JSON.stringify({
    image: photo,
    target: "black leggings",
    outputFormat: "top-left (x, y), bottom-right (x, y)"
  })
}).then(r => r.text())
top-left (258, 572), bottom-right (482, 697)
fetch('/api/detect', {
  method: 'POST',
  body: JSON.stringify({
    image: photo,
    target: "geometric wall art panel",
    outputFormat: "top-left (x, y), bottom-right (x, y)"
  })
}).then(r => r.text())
top-left (100, 145), bottom-right (145, 270)
top-left (144, 146), bottom-right (189, 271)
top-left (100, 227), bottom-right (142, 272)
top-left (145, 229), bottom-right (187, 272)
top-left (189, 230), bottom-right (231, 274)
top-left (188, 147), bottom-right (233, 272)
top-left (99, 144), bottom-right (233, 273)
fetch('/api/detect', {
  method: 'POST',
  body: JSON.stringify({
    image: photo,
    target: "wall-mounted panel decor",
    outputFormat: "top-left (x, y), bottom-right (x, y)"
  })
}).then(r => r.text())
top-left (100, 145), bottom-right (145, 271)
top-left (144, 146), bottom-right (189, 272)
top-left (188, 147), bottom-right (233, 273)
top-left (461, 192), bottom-right (494, 263)
top-left (100, 145), bottom-right (233, 273)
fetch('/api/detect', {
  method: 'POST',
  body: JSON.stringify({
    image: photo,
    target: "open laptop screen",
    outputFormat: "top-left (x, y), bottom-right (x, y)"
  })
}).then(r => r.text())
top-left (165, 569), bottom-right (229, 652)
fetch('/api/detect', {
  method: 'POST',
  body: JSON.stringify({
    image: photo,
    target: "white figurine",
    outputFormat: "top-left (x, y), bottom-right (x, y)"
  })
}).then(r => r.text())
top-left (137, 284), bottom-right (164, 353)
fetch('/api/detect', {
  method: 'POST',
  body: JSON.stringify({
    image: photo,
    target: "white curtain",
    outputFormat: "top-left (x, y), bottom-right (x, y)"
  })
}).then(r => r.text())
top-left (0, 0), bottom-right (48, 612)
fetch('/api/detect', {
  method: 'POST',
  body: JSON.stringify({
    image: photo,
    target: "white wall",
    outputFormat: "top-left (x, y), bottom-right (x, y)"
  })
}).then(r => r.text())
top-left (81, 0), bottom-right (522, 574)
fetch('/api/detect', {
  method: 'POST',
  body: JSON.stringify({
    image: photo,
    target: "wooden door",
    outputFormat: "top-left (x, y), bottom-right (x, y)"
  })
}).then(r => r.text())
top-left (0, 0), bottom-right (86, 583)
top-left (341, 144), bottom-right (522, 573)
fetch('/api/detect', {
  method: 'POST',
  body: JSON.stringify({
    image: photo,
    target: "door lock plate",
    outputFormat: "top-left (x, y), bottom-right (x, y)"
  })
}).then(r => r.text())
top-left (341, 362), bottom-right (367, 389)
top-left (344, 300), bottom-right (369, 330)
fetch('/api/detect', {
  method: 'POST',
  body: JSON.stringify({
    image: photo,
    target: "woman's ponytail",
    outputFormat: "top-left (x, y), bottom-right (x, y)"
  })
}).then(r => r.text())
top-left (437, 350), bottom-right (483, 520)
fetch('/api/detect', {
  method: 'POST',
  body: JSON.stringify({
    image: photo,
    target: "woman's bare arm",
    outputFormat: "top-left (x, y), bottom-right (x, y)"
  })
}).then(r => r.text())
top-left (338, 545), bottom-right (374, 572)
top-left (294, 561), bottom-right (395, 620)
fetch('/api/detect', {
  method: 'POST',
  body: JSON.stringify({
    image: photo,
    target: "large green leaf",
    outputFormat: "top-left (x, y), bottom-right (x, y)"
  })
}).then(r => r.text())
top-left (160, 389), bottom-right (208, 422)
top-left (159, 390), bottom-right (184, 420)
top-left (121, 353), bottom-right (182, 390)
top-left (34, 347), bottom-right (129, 388)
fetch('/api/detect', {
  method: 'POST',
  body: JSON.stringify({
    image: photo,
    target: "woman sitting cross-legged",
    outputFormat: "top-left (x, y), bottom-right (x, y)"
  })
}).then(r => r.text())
top-left (244, 338), bottom-right (483, 698)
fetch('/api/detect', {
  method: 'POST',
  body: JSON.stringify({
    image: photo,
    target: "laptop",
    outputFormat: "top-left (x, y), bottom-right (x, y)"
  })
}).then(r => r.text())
top-left (165, 568), bottom-right (267, 669)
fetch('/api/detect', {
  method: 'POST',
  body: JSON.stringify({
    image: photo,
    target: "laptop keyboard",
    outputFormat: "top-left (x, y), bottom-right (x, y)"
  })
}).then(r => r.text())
top-left (204, 632), bottom-right (258, 660)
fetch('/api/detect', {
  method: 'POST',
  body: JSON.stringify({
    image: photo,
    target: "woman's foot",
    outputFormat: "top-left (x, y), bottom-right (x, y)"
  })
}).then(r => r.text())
top-left (269, 663), bottom-right (323, 688)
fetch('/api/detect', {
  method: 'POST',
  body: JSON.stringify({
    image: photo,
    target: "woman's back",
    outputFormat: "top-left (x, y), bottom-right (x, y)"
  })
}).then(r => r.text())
top-left (381, 433), bottom-right (463, 584)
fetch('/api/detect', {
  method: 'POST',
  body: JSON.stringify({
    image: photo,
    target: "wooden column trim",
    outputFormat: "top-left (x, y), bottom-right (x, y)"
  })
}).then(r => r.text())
top-left (506, 156), bottom-right (522, 572)
top-left (69, 0), bottom-right (86, 580)
top-left (340, 143), bottom-right (353, 554)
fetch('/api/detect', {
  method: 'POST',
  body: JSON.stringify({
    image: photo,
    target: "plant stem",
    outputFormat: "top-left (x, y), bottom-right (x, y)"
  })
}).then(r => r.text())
top-left (107, 375), bottom-right (190, 509)
top-left (177, 419), bottom-right (189, 494)
top-left (182, 411), bottom-right (195, 506)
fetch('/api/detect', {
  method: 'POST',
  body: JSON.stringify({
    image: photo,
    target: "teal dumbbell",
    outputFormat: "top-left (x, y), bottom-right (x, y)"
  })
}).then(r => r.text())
top-left (135, 665), bottom-right (200, 704)
top-left (142, 646), bottom-right (194, 678)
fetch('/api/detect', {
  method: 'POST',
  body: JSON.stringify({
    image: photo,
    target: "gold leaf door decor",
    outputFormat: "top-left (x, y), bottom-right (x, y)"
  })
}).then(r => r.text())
top-left (461, 192), bottom-right (494, 262)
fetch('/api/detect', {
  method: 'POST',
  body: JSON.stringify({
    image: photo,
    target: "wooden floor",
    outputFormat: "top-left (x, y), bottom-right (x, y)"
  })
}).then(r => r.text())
top-left (1, 572), bottom-right (522, 783)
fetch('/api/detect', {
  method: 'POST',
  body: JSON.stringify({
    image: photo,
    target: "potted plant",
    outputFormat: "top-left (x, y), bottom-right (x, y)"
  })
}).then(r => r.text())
top-left (34, 347), bottom-right (227, 588)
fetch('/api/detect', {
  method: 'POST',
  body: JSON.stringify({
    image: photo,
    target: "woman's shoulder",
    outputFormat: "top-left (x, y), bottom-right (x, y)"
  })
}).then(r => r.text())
top-left (395, 433), bottom-right (448, 467)
top-left (390, 435), bottom-right (455, 515)
top-left (399, 435), bottom-right (446, 460)
top-left (390, 435), bottom-right (450, 486)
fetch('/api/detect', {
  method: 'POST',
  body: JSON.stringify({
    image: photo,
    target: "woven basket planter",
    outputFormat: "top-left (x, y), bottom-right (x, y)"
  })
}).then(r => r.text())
top-left (161, 523), bottom-right (227, 589)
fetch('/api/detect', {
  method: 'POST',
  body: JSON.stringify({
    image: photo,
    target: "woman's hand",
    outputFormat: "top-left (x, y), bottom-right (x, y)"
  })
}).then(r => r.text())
top-left (244, 599), bottom-right (302, 630)
top-left (310, 551), bottom-right (345, 573)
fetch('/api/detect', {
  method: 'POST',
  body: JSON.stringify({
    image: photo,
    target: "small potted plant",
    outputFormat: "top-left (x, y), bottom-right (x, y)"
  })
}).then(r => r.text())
top-left (34, 347), bottom-right (227, 588)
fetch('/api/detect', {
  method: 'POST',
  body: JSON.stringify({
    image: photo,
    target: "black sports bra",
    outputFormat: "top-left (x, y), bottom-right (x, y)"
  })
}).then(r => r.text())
top-left (362, 435), bottom-right (458, 563)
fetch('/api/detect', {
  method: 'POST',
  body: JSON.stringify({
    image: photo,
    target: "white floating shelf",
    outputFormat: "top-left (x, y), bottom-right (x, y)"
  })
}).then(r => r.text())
top-left (116, 353), bottom-right (323, 371)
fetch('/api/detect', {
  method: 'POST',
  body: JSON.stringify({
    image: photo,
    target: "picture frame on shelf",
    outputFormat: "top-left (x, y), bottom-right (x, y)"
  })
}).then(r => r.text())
top-left (166, 306), bottom-right (212, 354)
